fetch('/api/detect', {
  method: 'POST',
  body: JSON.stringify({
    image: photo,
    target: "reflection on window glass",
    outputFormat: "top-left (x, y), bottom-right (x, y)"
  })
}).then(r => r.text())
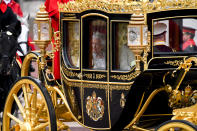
top-left (83, 18), bottom-right (107, 70)
top-left (153, 18), bottom-right (197, 53)
top-left (112, 22), bottom-right (135, 71)
top-left (65, 22), bottom-right (80, 68)
top-left (91, 20), bottom-right (106, 70)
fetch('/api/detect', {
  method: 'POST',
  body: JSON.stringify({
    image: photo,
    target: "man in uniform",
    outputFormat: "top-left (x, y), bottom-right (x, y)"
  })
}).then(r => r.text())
top-left (153, 22), bottom-right (173, 52)
top-left (45, 0), bottom-right (71, 80)
top-left (3, 0), bottom-right (23, 17)
top-left (182, 26), bottom-right (197, 52)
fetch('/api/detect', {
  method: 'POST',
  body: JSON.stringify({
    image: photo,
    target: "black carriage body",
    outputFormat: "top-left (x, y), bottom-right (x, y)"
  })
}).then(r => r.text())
top-left (60, 8), bottom-right (197, 130)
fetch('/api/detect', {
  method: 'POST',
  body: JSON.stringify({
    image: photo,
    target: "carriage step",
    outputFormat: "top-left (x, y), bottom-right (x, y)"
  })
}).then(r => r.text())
top-left (65, 122), bottom-right (92, 131)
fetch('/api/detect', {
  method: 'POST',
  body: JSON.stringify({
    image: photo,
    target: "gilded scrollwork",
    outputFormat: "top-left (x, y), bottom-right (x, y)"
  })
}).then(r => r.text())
top-left (164, 60), bottom-right (183, 67)
top-left (169, 85), bottom-right (197, 109)
top-left (83, 73), bottom-right (106, 80)
top-left (63, 77), bottom-right (131, 90)
top-left (84, 73), bottom-right (93, 79)
top-left (62, 66), bottom-right (80, 78)
top-left (111, 71), bottom-right (140, 81)
top-left (58, 0), bottom-right (197, 14)
top-left (109, 85), bottom-right (131, 91)
top-left (96, 74), bottom-right (106, 79)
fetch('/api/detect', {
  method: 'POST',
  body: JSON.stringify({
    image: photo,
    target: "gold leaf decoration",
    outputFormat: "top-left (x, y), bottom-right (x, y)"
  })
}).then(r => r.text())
top-left (96, 74), bottom-right (106, 79)
top-left (111, 71), bottom-right (140, 81)
top-left (164, 60), bottom-right (183, 66)
top-left (58, 0), bottom-right (197, 14)
top-left (62, 66), bottom-right (80, 78)
top-left (63, 77), bottom-right (132, 90)
top-left (84, 73), bottom-right (93, 79)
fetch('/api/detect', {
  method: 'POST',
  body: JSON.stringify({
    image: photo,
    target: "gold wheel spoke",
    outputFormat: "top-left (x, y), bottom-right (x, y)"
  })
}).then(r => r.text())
top-left (33, 122), bottom-right (49, 130)
top-left (7, 112), bottom-right (23, 125)
top-left (12, 94), bottom-right (25, 119)
top-left (37, 102), bottom-right (45, 116)
top-left (29, 92), bottom-right (33, 104)
top-left (22, 84), bottom-right (30, 108)
top-left (32, 88), bottom-right (37, 109)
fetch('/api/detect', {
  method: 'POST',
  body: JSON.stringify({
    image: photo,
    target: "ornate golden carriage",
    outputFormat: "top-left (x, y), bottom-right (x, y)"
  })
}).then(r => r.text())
top-left (3, 0), bottom-right (197, 130)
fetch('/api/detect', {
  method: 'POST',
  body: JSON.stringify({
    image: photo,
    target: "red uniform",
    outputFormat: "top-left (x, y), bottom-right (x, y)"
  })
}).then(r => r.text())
top-left (6, 0), bottom-right (23, 17)
top-left (182, 39), bottom-right (196, 51)
top-left (45, 0), bottom-right (71, 79)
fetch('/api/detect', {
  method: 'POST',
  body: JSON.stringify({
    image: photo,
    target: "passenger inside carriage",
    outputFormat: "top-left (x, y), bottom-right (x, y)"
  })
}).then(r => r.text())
top-left (153, 18), bottom-right (197, 53)
top-left (153, 22), bottom-right (173, 52)
top-left (182, 27), bottom-right (197, 52)
top-left (92, 31), bottom-right (106, 70)
top-left (181, 19), bottom-right (197, 52)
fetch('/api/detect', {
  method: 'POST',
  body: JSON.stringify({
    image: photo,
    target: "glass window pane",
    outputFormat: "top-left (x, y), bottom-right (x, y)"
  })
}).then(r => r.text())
top-left (83, 18), bottom-right (107, 70)
top-left (112, 22), bottom-right (135, 71)
top-left (65, 21), bottom-right (80, 68)
top-left (33, 23), bottom-right (38, 40)
top-left (153, 18), bottom-right (197, 53)
top-left (40, 23), bottom-right (50, 40)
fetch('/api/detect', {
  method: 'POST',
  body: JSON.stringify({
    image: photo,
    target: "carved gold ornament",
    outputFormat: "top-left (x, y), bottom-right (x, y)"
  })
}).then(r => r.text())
top-left (164, 60), bottom-right (183, 67)
top-left (58, 0), bottom-right (197, 14)
top-left (172, 102), bottom-right (197, 125)
top-left (84, 73), bottom-right (106, 79)
top-left (62, 66), bottom-right (80, 78)
top-left (111, 71), bottom-right (140, 81)
top-left (169, 85), bottom-right (197, 109)
top-left (120, 93), bottom-right (126, 108)
top-left (86, 91), bottom-right (104, 121)
top-left (53, 31), bottom-right (61, 52)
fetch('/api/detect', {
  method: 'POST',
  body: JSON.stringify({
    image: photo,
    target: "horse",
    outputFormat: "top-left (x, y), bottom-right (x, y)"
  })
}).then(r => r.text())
top-left (17, 14), bottom-right (30, 59)
top-left (0, 21), bottom-right (22, 112)
top-left (0, 15), bottom-right (30, 113)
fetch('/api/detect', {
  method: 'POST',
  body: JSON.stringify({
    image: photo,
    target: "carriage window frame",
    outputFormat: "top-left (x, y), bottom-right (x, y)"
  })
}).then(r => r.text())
top-left (110, 20), bottom-right (136, 73)
top-left (62, 19), bottom-right (80, 70)
top-left (81, 13), bottom-right (109, 72)
top-left (152, 16), bottom-right (197, 58)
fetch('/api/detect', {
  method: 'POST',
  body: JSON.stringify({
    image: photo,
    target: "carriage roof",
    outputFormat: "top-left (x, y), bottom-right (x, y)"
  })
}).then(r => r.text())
top-left (58, 0), bottom-right (197, 14)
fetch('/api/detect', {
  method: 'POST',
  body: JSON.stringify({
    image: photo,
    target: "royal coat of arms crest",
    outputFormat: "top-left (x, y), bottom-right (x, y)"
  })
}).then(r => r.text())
top-left (86, 91), bottom-right (104, 121)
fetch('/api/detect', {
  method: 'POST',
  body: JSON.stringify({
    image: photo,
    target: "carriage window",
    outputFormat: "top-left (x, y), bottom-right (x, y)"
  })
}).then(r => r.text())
top-left (83, 17), bottom-right (107, 70)
top-left (153, 18), bottom-right (197, 53)
top-left (64, 21), bottom-right (80, 68)
top-left (112, 22), bottom-right (135, 71)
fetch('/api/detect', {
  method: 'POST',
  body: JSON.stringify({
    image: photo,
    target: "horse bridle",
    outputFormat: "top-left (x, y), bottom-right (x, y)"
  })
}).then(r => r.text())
top-left (17, 41), bottom-right (29, 56)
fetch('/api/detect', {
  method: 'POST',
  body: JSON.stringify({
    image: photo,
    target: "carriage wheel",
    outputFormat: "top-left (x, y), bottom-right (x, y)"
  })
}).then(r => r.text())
top-left (156, 120), bottom-right (197, 131)
top-left (3, 77), bottom-right (57, 131)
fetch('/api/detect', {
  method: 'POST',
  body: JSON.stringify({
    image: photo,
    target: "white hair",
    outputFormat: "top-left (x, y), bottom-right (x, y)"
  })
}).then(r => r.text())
top-left (92, 31), bottom-right (106, 45)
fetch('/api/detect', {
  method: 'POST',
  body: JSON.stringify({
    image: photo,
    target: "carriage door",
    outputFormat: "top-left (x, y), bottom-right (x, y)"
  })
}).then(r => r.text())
top-left (81, 14), bottom-right (110, 129)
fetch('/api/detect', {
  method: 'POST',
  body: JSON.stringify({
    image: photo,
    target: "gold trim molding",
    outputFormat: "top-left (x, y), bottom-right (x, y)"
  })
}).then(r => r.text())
top-left (62, 66), bottom-right (80, 78)
top-left (111, 71), bottom-right (140, 81)
top-left (58, 0), bottom-right (197, 14)
top-left (84, 73), bottom-right (106, 80)
top-left (63, 77), bottom-right (131, 90)
top-left (164, 60), bottom-right (183, 67)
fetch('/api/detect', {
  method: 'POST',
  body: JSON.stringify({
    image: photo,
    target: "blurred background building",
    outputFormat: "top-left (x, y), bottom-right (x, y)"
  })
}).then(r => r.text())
top-left (17, 0), bottom-right (45, 38)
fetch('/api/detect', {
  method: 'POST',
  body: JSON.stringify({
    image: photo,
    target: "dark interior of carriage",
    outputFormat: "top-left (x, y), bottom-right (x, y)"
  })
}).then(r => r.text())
top-left (63, 14), bottom-right (136, 72)
top-left (82, 16), bottom-right (107, 70)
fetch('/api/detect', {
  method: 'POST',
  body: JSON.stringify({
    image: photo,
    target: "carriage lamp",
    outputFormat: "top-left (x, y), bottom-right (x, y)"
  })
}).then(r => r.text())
top-left (33, 4), bottom-right (52, 69)
top-left (128, 9), bottom-right (149, 72)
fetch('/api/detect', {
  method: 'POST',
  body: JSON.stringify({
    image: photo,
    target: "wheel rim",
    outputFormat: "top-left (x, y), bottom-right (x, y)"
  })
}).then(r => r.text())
top-left (3, 78), bottom-right (53, 131)
top-left (157, 121), bottom-right (196, 131)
